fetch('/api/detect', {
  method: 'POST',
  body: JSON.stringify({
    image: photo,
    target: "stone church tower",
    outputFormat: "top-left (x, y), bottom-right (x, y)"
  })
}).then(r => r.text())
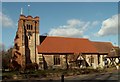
top-left (12, 14), bottom-right (40, 68)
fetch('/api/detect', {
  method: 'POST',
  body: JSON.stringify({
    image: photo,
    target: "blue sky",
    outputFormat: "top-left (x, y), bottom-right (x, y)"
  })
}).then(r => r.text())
top-left (1, 2), bottom-right (118, 50)
top-left (1, 0), bottom-right (120, 2)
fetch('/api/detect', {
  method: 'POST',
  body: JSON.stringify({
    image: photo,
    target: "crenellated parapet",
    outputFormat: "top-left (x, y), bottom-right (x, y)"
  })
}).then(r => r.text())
top-left (19, 15), bottom-right (39, 21)
top-left (18, 15), bottom-right (39, 33)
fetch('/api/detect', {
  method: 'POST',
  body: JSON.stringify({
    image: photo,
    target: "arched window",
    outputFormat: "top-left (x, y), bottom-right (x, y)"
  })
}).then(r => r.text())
top-left (54, 55), bottom-right (60, 65)
top-left (31, 25), bottom-right (33, 30)
top-left (29, 25), bottom-right (30, 30)
top-left (27, 24), bottom-right (29, 29)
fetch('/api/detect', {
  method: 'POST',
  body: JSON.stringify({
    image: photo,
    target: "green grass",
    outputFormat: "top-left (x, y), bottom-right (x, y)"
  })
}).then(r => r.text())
top-left (2, 68), bottom-right (103, 76)
top-left (2, 67), bottom-right (113, 80)
top-left (2, 71), bottom-right (18, 76)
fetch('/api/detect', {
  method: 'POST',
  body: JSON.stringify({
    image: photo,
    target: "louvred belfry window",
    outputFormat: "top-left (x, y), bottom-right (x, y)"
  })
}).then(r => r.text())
top-left (54, 55), bottom-right (60, 65)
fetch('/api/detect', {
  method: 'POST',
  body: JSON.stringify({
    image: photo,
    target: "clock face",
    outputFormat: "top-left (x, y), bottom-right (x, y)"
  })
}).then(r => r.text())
top-left (28, 31), bottom-right (32, 36)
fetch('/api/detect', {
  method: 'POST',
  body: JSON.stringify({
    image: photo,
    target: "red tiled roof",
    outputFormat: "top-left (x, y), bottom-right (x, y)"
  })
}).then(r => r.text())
top-left (37, 36), bottom-right (98, 54)
top-left (92, 42), bottom-right (114, 54)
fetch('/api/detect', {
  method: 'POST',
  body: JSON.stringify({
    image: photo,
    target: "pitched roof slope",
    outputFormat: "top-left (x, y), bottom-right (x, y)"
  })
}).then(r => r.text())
top-left (37, 36), bottom-right (98, 54)
top-left (107, 46), bottom-right (120, 58)
top-left (92, 42), bottom-right (114, 54)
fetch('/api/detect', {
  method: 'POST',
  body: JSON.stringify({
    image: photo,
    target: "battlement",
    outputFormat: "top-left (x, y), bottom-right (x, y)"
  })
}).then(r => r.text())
top-left (19, 15), bottom-right (39, 21)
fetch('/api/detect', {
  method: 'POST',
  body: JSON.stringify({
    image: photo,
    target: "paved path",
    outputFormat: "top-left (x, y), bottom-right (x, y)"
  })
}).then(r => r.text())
top-left (65, 69), bottom-right (120, 80)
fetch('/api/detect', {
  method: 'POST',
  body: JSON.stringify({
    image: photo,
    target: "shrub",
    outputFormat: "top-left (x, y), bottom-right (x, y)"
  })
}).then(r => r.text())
top-left (25, 63), bottom-right (38, 71)
top-left (10, 60), bottom-right (21, 71)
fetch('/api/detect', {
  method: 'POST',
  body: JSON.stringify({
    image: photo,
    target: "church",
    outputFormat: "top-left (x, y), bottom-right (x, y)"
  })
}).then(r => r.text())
top-left (11, 13), bottom-right (119, 70)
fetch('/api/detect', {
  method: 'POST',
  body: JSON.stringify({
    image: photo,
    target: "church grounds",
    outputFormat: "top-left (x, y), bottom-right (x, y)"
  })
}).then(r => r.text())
top-left (2, 66), bottom-right (117, 80)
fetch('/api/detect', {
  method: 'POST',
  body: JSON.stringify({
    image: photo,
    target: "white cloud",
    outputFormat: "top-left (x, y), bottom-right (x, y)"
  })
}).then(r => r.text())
top-left (83, 35), bottom-right (90, 38)
top-left (97, 14), bottom-right (118, 36)
top-left (91, 21), bottom-right (99, 26)
top-left (67, 19), bottom-right (81, 27)
top-left (49, 27), bottom-right (83, 37)
top-left (48, 19), bottom-right (92, 37)
top-left (48, 19), bottom-right (99, 38)
top-left (0, 12), bottom-right (14, 27)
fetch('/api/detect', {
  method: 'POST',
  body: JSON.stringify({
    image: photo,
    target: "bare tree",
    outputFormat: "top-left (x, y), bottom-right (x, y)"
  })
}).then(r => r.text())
top-left (2, 47), bottom-right (13, 70)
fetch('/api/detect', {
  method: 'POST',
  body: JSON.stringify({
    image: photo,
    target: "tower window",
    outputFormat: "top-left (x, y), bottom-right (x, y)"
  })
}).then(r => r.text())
top-left (27, 24), bottom-right (28, 29)
top-left (29, 25), bottom-right (30, 30)
top-left (27, 24), bottom-right (32, 30)
top-left (31, 25), bottom-right (33, 30)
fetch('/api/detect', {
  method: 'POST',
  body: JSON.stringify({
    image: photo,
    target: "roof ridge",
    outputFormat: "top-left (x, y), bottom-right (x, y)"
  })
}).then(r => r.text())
top-left (92, 41), bottom-right (112, 44)
top-left (40, 35), bottom-right (88, 40)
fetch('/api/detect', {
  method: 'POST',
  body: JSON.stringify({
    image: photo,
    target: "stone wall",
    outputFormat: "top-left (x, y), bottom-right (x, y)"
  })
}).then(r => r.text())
top-left (43, 55), bottom-right (67, 69)
top-left (36, 54), bottom-right (100, 69)
top-left (36, 54), bottom-right (68, 69)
